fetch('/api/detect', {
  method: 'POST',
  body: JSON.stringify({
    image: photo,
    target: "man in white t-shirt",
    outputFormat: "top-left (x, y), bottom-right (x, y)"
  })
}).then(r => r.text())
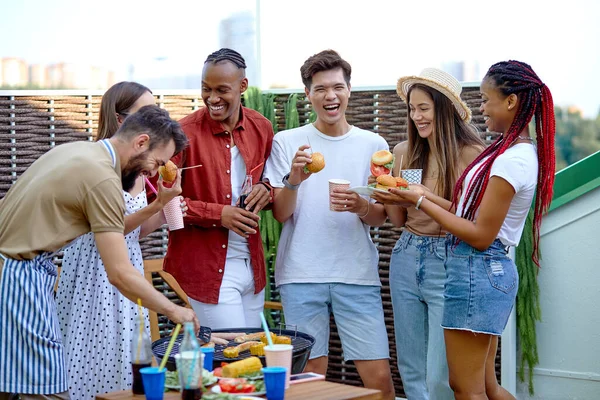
top-left (263, 50), bottom-right (395, 400)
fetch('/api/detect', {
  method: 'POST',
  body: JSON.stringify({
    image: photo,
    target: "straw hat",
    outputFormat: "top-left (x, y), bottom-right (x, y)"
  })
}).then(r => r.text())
top-left (396, 68), bottom-right (472, 122)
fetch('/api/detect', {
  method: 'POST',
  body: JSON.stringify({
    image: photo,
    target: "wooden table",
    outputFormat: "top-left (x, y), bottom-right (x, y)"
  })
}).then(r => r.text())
top-left (96, 380), bottom-right (382, 399)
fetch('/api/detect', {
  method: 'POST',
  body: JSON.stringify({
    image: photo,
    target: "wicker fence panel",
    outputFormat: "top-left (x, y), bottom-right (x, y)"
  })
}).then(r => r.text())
top-left (0, 86), bottom-right (504, 398)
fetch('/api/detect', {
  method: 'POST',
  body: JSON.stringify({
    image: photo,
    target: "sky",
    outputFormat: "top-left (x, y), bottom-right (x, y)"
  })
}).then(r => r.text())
top-left (1, 0), bottom-right (599, 117)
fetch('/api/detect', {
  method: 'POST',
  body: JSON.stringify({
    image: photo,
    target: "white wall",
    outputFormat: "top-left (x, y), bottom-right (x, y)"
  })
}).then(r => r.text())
top-left (517, 187), bottom-right (600, 399)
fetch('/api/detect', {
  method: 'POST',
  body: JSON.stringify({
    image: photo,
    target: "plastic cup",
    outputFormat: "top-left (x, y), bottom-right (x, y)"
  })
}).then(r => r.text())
top-left (262, 366), bottom-right (287, 400)
top-left (264, 344), bottom-right (293, 389)
top-left (328, 179), bottom-right (351, 211)
top-left (401, 169), bottom-right (423, 184)
top-left (201, 347), bottom-right (214, 372)
top-left (163, 197), bottom-right (184, 230)
top-left (175, 352), bottom-right (204, 389)
top-left (139, 367), bottom-right (166, 400)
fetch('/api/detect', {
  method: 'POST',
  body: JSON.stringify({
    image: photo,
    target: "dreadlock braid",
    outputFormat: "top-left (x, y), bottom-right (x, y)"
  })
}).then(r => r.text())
top-left (452, 60), bottom-right (556, 266)
top-left (205, 48), bottom-right (247, 69)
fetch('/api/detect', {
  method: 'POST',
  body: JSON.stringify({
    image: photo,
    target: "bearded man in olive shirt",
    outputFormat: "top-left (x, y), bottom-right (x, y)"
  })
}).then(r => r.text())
top-left (0, 106), bottom-right (198, 399)
top-left (163, 49), bottom-right (274, 329)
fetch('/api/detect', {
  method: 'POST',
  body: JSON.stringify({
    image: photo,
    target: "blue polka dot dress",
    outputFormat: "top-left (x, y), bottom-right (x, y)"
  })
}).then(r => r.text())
top-left (57, 190), bottom-right (150, 400)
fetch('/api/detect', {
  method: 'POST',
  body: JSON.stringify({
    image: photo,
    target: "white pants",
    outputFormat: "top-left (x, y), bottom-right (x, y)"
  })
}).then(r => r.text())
top-left (189, 257), bottom-right (264, 329)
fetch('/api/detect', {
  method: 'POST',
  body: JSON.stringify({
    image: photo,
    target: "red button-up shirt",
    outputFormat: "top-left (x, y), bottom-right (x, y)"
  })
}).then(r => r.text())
top-left (163, 106), bottom-right (274, 303)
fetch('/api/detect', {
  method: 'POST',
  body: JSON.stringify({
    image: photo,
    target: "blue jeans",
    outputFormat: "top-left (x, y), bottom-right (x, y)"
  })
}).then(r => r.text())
top-left (390, 231), bottom-right (453, 400)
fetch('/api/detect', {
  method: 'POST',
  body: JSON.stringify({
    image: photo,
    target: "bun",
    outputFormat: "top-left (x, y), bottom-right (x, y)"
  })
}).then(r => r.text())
top-left (158, 160), bottom-right (177, 182)
top-left (371, 150), bottom-right (393, 166)
top-left (375, 174), bottom-right (396, 190)
top-left (306, 152), bottom-right (325, 173)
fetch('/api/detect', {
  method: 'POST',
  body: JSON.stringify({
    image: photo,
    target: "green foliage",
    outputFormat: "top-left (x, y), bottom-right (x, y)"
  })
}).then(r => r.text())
top-left (515, 209), bottom-right (541, 395)
top-left (554, 106), bottom-right (600, 171)
top-left (284, 94), bottom-right (299, 130)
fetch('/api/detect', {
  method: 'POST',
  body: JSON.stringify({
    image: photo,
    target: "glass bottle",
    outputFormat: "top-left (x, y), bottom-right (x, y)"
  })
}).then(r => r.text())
top-left (238, 174), bottom-right (253, 209)
top-left (179, 322), bottom-right (202, 399)
top-left (130, 318), bottom-right (152, 395)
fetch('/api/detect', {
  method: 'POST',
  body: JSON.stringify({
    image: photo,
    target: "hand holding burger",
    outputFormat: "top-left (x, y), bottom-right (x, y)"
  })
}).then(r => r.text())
top-left (158, 160), bottom-right (178, 183)
top-left (375, 175), bottom-right (409, 191)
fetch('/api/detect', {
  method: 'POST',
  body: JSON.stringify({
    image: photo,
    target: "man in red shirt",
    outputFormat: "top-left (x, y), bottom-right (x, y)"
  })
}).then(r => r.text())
top-left (165, 48), bottom-right (274, 329)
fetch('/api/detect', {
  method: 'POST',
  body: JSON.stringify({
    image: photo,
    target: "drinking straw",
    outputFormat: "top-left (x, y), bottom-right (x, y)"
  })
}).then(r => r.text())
top-left (158, 323), bottom-right (182, 371)
top-left (144, 177), bottom-right (158, 195)
top-left (248, 162), bottom-right (264, 175)
top-left (259, 311), bottom-right (274, 347)
top-left (135, 298), bottom-right (144, 363)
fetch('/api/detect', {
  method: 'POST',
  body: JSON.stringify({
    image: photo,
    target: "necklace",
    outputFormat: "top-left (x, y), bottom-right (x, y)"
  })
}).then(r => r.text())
top-left (514, 135), bottom-right (534, 142)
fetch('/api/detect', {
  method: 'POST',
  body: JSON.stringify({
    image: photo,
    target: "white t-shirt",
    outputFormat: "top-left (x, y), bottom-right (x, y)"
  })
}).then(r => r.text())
top-left (226, 146), bottom-right (251, 259)
top-left (264, 124), bottom-right (389, 286)
top-left (456, 143), bottom-right (538, 246)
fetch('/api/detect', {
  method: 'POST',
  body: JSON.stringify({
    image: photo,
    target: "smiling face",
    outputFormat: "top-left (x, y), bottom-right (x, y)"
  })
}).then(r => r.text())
top-left (121, 136), bottom-right (176, 191)
top-left (408, 87), bottom-right (436, 139)
top-left (305, 68), bottom-right (350, 129)
top-left (201, 61), bottom-right (248, 129)
top-left (480, 77), bottom-right (516, 134)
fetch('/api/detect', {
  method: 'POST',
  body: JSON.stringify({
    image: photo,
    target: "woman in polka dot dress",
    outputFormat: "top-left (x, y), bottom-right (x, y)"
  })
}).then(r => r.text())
top-left (56, 82), bottom-right (186, 400)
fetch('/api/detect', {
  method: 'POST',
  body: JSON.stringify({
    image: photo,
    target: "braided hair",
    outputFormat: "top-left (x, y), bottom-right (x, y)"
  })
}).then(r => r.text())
top-left (452, 60), bottom-right (555, 265)
top-left (204, 48), bottom-right (247, 69)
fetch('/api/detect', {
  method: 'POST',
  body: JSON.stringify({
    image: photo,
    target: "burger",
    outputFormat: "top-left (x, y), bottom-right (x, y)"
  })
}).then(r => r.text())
top-left (375, 175), bottom-right (409, 191)
top-left (158, 160), bottom-right (177, 183)
top-left (371, 150), bottom-right (395, 177)
top-left (304, 152), bottom-right (325, 174)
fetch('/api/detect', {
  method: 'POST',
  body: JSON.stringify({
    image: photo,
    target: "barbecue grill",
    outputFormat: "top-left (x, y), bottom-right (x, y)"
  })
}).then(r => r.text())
top-left (152, 327), bottom-right (315, 373)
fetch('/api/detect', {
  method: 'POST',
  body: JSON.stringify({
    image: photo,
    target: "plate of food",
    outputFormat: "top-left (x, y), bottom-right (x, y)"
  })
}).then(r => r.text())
top-left (348, 186), bottom-right (387, 196)
top-left (164, 369), bottom-right (218, 390)
top-left (211, 378), bottom-right (266, 397)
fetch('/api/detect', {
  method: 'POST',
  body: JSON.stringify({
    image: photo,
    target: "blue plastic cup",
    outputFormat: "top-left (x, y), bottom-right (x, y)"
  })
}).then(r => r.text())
top-left (140, 367), bottom-right (165, 400)
top-left (201, 347), bottom-right (214, 372)
top-left (262, 366), bottom-right (287, 400)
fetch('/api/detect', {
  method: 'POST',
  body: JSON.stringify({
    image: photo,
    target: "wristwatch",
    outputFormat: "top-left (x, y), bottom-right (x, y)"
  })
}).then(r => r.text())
top-left (282, 173), bottom-right (300, 190)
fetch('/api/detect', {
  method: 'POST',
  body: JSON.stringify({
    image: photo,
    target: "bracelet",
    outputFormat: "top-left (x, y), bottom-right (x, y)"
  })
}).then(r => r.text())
top-left (415, 195), bottom-right (426, 210)
top-left (357, 200), bottom-right (370, 218)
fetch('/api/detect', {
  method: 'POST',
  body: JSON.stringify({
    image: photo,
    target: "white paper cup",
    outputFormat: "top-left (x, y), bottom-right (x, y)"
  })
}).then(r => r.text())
top-left (264, 344), bottom-right (293, 389)
top-left (175, 352), bottom-right (204, 389)
top-left (163, 197), bottom-right (184, 230)
top-left (328, 179), bottom-right (351, 211)
top-left (401, 169), bottom-right (423, 184)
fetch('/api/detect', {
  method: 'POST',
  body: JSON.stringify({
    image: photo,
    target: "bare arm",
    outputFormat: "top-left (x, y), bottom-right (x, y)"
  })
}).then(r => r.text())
top-left (388, 176), bottom-right (515, 250)
top-left (95, 231), bottom-right (199, 330)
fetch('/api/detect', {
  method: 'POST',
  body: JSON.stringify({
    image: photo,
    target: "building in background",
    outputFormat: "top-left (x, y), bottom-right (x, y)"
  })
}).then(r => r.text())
top-left (1, 58), bottom-right (28, 87)
top-left (219, 11), bottom-right (259, 86)
top-left (441, 60), bottom-right (481, 82)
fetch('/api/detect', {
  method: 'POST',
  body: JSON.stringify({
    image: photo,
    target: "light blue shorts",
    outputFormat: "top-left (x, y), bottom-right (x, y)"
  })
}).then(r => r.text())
top-left (279, 283), bottom-right (390, 361)
top-left (442, 235), bottom-right (518, 335)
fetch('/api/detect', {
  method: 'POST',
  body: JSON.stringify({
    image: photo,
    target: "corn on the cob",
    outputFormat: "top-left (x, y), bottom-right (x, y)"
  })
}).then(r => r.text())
top-left (223, 347), bottom-right (239, 358)
top-left (275, 335), bottom-right (292, 345)
top-left (250, 342), bottom-right (266, 356)
top-left (222, 356), bottom-right (263, 378)
top-left (260, 332), bottom-right (277, 344)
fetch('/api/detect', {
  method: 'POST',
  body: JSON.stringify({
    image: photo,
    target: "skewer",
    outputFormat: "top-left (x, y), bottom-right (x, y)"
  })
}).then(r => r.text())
top-left (179, 164), bottom-right (203, 171)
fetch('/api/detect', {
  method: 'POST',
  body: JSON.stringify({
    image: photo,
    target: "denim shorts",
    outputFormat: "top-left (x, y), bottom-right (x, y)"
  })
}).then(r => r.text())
top-left (279, 283), bottom-right (390, 361)
top-left (442, 235), bottom-right (518, 335)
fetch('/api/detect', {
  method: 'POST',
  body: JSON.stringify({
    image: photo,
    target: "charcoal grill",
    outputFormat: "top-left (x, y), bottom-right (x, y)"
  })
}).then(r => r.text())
top-left (152, 327), bottom-right (315, 374)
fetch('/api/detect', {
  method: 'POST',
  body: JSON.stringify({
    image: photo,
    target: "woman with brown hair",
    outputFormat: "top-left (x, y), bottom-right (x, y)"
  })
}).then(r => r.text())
top-left (376, 60), bottom-right (555, 399)
top-left (56, 82), bottom-right (184, 399)
top-left (374, 68), bottom-right (483, 399)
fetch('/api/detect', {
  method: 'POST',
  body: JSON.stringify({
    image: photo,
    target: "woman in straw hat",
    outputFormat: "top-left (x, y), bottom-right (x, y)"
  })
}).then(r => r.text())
top-left (375, 61), bottom-right (555, 399)
top-left (372, 68), bottom-right (484, 400)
